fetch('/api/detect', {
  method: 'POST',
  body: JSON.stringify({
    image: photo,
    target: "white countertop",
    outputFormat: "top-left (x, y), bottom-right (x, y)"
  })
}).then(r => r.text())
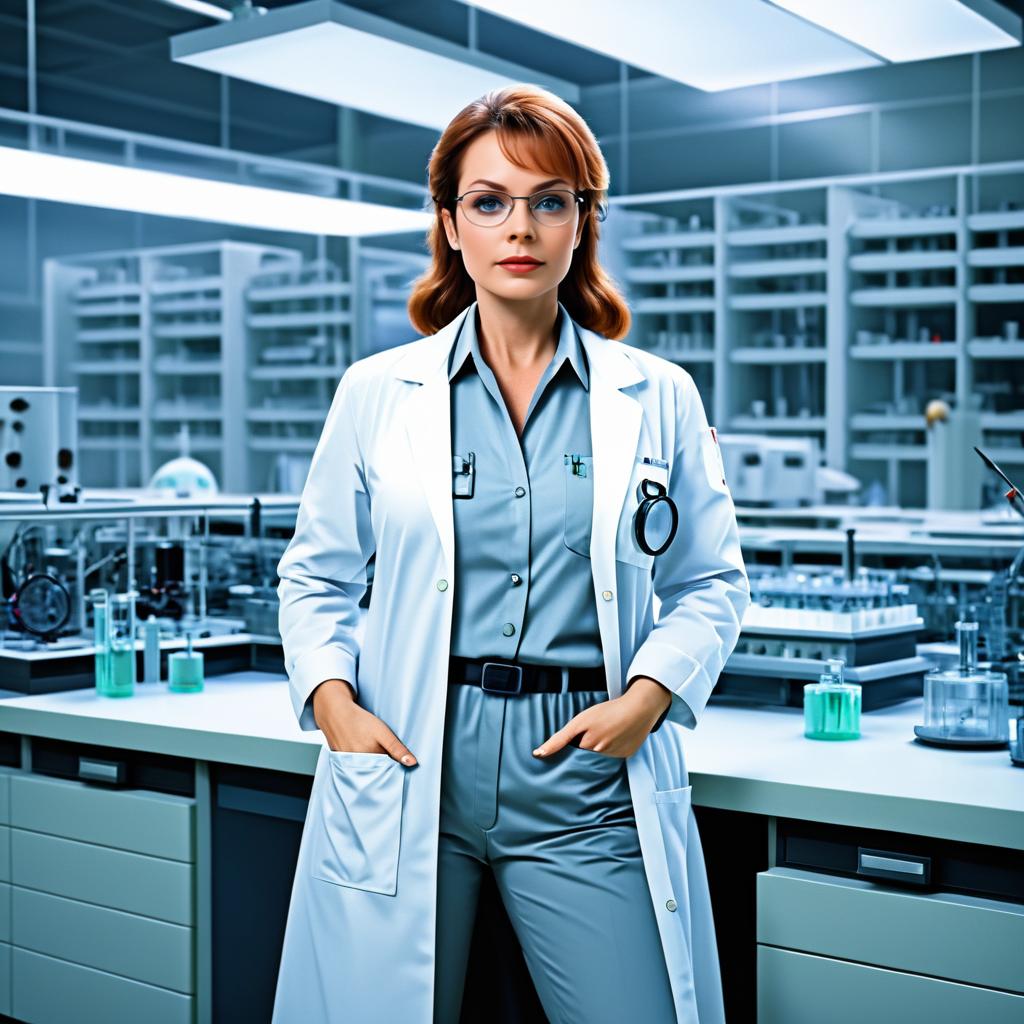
top-left (0, 673), bottom-right (1020, 849)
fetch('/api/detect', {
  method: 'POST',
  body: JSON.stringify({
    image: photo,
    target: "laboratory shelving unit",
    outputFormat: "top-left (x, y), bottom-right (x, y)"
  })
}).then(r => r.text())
top-left (604, 197), bottom-right (718, 417)
top-left (721, 189), bottom-right (829, 456)
top-left (44, 241), bottom-right (301, 491)
top-left (606, 160), bottom-right (1024, 507)
top-left (245, 255), bottom-right (353, 492)
top-left (966, 168), bottom-right (1024, 477)
top-left (44, 240), bottom-right (432, 493)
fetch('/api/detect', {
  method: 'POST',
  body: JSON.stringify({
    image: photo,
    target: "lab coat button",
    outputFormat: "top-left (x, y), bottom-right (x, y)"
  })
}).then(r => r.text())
top-left (665, 898), bottom-right (677, 912)
top-left (602, 590), bottom-right (613, 601)
top-left (502, 623), bottom-right (516, 636)
top-left (510, 573), bottom-right (522, 586)
top-left (436, 579), bottom-right (449, 592)
top-left (514, 486), bottom-right (526, 498)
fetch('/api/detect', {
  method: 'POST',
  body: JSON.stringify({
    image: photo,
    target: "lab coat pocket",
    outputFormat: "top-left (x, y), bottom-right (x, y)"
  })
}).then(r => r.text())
top-left (653, 785), bottom-right (694, 948)
top-left (562, 454), bottom-right (594, 558)
top-left (311, 751), bottom-right (405, 896)
top-left (616, 457), bottom-right (668, 569)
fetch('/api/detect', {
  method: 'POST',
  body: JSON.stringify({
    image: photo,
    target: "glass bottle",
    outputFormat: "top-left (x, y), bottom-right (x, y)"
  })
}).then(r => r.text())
top-left (107, 591), bottom-right (137, 697)
top-left (804, 658), bottom-right (862, 741)
top-left (90, 588), bottom-right (113, 697)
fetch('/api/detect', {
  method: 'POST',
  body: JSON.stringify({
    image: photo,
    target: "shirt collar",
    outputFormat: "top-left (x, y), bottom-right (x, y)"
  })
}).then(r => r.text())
top-left (447, 300), bottom-right (589, 391)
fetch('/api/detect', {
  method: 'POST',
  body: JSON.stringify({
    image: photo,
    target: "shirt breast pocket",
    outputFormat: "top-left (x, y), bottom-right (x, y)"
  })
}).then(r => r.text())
top-left (616, 456), bottom-right (670, 570)
top-left (562, 453), bottom-right (593, 558)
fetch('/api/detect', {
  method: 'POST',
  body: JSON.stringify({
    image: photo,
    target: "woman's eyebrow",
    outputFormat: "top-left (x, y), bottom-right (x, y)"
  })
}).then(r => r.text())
top-left (465, 177), bottom-right (569, 191)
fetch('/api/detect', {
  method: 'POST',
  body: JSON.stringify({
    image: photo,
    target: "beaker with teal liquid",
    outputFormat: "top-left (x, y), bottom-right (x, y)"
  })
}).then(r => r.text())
top-left (804, 658), bottom-right (861, 740)
top-left (90, 588), bottom-right (113, 696)
top-left (107, 591), bottom-right (138, 698)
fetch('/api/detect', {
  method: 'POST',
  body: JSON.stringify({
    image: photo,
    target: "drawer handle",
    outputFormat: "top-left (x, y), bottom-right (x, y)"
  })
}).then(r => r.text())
top-left (78, 757), bottom-right (127, 785)
top-left (857, 847), bottom-right (931, 886)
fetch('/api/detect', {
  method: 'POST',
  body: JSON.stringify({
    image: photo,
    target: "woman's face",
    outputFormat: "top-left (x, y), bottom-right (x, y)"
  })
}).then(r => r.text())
top-left (441, 130), bottom-right (586, 305)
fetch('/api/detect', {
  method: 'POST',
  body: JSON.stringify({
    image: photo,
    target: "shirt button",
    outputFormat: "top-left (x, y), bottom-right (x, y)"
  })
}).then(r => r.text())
top-left (436, 579), bottom-right (448, 591)
top-left (665, 898), bottom-right (678, 912)
top-left (514, 486), bottom-right (526, 498)
top-left (510, 573), bottom-right (522, 586)
top-left (602, 590), bottom-right (613, 601)
top-left (502, 623), bottom-right (516, 637)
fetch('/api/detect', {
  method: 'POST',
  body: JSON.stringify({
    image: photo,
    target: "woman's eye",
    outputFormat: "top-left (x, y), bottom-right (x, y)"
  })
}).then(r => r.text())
top-left (473, 194), bottom-right (505, 212)
top-left (534, 194), bottom-right (566, 211)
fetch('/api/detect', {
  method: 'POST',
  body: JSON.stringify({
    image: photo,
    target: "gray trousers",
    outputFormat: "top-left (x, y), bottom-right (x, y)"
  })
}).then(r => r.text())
top-left (433, 679), bottom-right (677, 1024)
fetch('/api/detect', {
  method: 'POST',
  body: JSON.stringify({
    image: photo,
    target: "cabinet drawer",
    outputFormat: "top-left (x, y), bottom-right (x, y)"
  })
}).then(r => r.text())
top-left (0, 941), bottom-right (10, 1018)
top-left (0, 772), bottom-right (10, 826)
top-left (13, 888), bottom-right (193, 993)
top-left (13, 947), bottom-right (193, 1024)
top-left (12, 830), bottom-right (193, 926)
top-left (758, 946), bottom-right (1024, 1024)
top-left (757, 867), bottom-right (1024, 993)
top-left (11, 774), bottom-right (193, 861)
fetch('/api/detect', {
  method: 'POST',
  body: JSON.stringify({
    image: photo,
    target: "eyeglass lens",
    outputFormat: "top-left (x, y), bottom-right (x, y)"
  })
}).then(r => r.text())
top-left (460, 190), bottom-right (577, 227)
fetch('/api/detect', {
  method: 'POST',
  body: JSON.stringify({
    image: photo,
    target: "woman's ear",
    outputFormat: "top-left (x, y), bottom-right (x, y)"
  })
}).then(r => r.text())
top-left (573, 213), bottom-right (587, 250)
top-left (440, 208), bottom-right (461, 251)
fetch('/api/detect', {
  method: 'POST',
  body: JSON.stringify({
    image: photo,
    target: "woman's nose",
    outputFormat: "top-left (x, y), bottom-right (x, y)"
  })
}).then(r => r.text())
top-left (506, 197), bottom-right (535, 237)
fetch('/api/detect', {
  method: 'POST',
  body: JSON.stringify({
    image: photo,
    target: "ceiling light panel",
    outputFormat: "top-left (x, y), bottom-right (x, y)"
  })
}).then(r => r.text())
top-left (771, 0), bottom-right (1022, 63)
top-left (454, 0), bottom-right (881, 91)
top-left (0, 146), bottom-right (432, 237)
top-left (171, 0), bottom-right (579, 131)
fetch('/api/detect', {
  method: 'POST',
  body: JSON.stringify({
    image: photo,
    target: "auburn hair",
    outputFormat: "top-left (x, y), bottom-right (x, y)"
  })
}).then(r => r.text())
top-left (407, 84), bottom-right (631, 341)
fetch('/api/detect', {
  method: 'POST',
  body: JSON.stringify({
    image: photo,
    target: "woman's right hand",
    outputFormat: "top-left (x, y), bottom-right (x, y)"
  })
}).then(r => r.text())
top-left (311, 679), bottom-right (418, 767)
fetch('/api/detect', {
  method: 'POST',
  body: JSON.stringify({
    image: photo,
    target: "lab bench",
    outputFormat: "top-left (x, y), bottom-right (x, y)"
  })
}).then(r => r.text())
top-left (0, 673), bottom-right (1018, 1024)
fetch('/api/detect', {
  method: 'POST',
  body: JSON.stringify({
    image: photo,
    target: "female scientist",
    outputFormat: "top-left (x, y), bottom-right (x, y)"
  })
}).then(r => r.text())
top-left (272, 84), bottom-right (749, 1024)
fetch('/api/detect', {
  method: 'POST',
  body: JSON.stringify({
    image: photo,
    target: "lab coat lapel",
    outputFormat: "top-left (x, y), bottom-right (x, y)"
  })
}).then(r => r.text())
top-left (393, 306), bottom-right (473, 573)
top-left (576, 323), bottom-right (645, 571)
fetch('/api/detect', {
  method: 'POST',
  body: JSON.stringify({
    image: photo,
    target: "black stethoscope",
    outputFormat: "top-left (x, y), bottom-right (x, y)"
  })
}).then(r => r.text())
top-left (634, 461), bottom-right (678, 555)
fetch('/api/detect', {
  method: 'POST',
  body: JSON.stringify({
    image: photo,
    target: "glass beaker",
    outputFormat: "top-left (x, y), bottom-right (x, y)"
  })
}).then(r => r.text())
top-left (89, 587), bottom-right (113, 696)
top-left (918, 621), bottom-right (1009, 745)
top-left (107, 591), bottom-right (138, 697)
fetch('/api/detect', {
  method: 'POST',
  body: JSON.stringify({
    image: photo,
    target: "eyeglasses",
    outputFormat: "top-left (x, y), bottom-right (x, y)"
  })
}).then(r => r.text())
top-left (453, 189), bottom-right (584, 228)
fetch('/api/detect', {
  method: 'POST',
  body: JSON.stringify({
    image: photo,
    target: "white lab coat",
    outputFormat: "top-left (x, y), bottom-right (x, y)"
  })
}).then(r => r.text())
top-left (272, 303), bottom-right (750, 1024)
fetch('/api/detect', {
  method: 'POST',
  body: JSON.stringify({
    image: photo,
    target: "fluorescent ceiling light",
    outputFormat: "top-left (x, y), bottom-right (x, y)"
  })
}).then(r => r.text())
top-left (171, 0), bottom-right (580, 131)
top-left (0, 146), bottom-right (432, 237)
top-left (157, 0), bottom-right (231, 21)
top-left (453, 0), bottom-right (882, 91)
top-left (771, 0), bottom-right (1022, 63)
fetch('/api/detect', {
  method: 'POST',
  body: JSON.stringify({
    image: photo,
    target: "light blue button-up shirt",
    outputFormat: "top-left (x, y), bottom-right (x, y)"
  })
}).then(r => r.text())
top-left (447, 300), bottom-right (603, 670)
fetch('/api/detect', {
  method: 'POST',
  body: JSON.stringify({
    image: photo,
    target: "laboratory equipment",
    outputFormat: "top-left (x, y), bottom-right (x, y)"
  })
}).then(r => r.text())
top-left (1012, 710), bottom-right (1024, 767)
top-left (169, 631), bottom-right (204, 692)
top-left (718, 566), bottom-right (929, 709)
top-left (11, 572), bottom-right (71, 640)
top-left (90, 587), bottom-right (112, 696)
top-left (144, 615), bottom-right (161, 684)
top-left (804, 657), bottom-right (861, 740)
top-left (0, 386), bottom-right (78, 497)
top-left (915, 621), bottom-right (1010, 748)
top-left (718, 436), bottom-right (822, 507)
top-left (107, 591), bottom-right (137, 697)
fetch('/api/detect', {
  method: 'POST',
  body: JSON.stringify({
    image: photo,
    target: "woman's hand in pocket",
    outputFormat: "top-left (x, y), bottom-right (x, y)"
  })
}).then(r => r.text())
top-left (312, 679), bottom-right (418, 766)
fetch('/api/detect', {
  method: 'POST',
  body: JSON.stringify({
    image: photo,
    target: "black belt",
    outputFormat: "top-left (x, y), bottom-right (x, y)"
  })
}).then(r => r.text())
top-left (448, 656), bottom-right (605, 695)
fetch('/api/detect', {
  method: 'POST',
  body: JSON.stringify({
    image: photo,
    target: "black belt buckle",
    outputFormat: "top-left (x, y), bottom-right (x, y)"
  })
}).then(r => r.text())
top-left (480, 661), bottom-right (523, 696)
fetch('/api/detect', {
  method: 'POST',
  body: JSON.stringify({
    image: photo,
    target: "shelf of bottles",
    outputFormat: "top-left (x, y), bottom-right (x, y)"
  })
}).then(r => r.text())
top-left (604, 197), bottom-right (717, 418)
top-left (967, 169), bottom-right (1024, 468)
top-left (723, 190), bottom-right (829, 443)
